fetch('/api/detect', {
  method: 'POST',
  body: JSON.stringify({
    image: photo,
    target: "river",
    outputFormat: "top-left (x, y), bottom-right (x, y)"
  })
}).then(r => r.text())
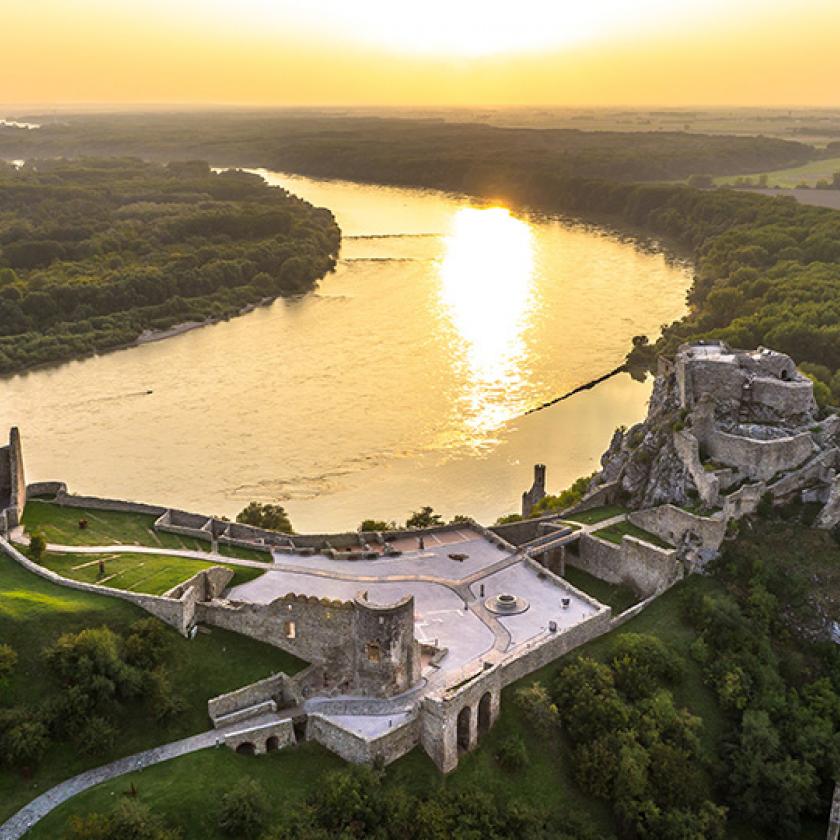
top-left (0, 171), bottom-right (691, 531)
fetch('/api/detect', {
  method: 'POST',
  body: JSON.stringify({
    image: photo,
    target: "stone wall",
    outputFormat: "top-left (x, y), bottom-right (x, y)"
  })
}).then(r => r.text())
top-left (224, 718), bottom-right (296, 755)
top-left (721, 482), bottom-right (765, 518)
top-left (155, 509), bottom-right (213, 543)
top-left (704, 428), bottom-right (815, 481)
top-left (307, 712), bottom-right (422, 767)
top-left (629, 505), bottom-right (726, 552)
top-left (0, 427), bottom-right (26, 530)
top-left (26, 481), bottom-right (67, 499)
top-left (54, 491), bottom-right (166, 517)
top-left (674, 429), bottom-right (720, 507)
top-left (197, 595), bottom-right (355, 673)
top-left (208, 672), bottom-right (288, 722)
top-left (0, 536), bottom-right (192, 634)
top-left (573, 533), bottom-right (680, 596)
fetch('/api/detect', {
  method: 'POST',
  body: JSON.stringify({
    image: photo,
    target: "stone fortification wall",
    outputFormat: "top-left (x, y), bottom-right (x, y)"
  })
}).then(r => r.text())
top-left (166, 566), bottom-right (233, 601)
top-left (674, 430), bottom-right (720, 507)
top-left (0, 428), bottom-right (26, 529)
top-left (629, 506), bottom-right (726, 552)
top-left (207, 672), bottom-right (288, 722)
top-left (0, 537), bottom-right (192, 633)
top-left (197, 594), bottom-right (354, 668)
top-left (155, 509), bottom-right (213, 543)
top-left (705, 428), bottom-right (814, 481)
top-left (721, 482), bottom-right (765, 518)
top-left (749, 377), bottom-right (816, 423)
top-left (224, 718), bottom-right (296, 755)
top-left (26, 481), bottom-right (67, 499)
top-left (609, 593), bottom-right (659, 630)
top-left (53, 491), bottom-right (166, 517)
top-left (496, 607), bottom-right (612, 685)
top-left (766, 448), bottom-right (839, 503)
top-left (307, 712), bottom-right (421, 767)
top-left (564, 481), bottom-right (621, 517)
top-left (574, 533), bottom-right (680, 596)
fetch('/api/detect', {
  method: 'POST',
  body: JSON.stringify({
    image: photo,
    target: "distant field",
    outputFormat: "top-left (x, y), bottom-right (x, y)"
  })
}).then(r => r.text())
top-left (714, 155), bottom-right (840, 188)
top-left (37, 550), bottom-right (264, 595)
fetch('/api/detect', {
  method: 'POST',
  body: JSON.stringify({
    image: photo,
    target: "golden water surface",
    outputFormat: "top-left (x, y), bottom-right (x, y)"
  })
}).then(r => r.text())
top-left (0, 172), bottom-right (691, 530)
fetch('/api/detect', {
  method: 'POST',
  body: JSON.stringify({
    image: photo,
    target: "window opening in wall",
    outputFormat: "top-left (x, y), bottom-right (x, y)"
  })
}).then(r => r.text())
top-left (366, 642), bottom-right (381, 663)
top-left (283, 620), bottom-right (296, 639)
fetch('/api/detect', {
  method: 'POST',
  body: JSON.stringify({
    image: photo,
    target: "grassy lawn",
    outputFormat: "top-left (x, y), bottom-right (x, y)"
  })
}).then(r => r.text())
top-left (37, 551), bottom-right (265, 595)
top-left (593, 520), bottom-right (673, 549)
top-left (563, 505), bottom-right (626, 525)
top-left (22, 500), bottom-right (207, 552)
top-left (0, 550), bottom-right (307, 824)
top-left (713, 155), bottom-right (840, 188)
top-left (563, 565), bottom-right (640, 613)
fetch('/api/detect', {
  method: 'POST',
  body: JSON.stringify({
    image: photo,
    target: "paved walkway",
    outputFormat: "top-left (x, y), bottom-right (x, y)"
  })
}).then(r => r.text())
top-left (0, 730), bottom-right (219, 840)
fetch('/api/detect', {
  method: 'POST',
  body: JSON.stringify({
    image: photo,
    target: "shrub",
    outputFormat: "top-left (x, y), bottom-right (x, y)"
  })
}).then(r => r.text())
top-left (514, 681), bottom-right (560, 735)
top-left (608, 634), bottom-right (685, 700)
top-left (496, 734), bottom-right (529, 771)
top-left (124, 618), bottom-right (172, 670)
top-left (76, 716), bottom-right (117, 757)
top-left (0, 643), bottom-right (17, 680)
top-left (28, 529), bottom-right (46, 561)
top-left (218, 778), bottom-right (270, 838)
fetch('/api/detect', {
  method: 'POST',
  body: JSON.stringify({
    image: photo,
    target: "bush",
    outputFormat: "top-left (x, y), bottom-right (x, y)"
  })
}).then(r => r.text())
top-left (0, 643), bottom-right (17, 680)
top-left (76, 716), bottom-right (116, 757)
top-left (514, 681), bottom-right (560, 735)
top-left (608, 633), bottom-right (685, 700)
top-left (28, 529), bottom-right (46, 561)
top-left (218, 778), bottom-right (270, 838)
top-left (124, 618), bottom-right (172, 670)
top-left (66, 798), bottom-right (182, 840)
top-left (496, 734), bottom-right (529, 771)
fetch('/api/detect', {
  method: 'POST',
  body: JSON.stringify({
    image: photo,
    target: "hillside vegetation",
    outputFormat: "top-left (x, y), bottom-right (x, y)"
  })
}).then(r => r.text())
top-left (0, 157), bottom-right (339, 374)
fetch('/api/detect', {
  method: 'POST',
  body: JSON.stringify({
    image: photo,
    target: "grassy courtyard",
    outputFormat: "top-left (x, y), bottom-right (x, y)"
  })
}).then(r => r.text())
top-left (592, 519), bottom-right (673, 549)
top-left (21, 500), bottom-right (271, 562)
top-left (37, 551), bottom-right (264, 595)
top-left (562, 565), bottom-right (640, 613)
top-left (563, 504), bottom-right (626, 525)
top-left (0, 549), bottom-right (307, 824)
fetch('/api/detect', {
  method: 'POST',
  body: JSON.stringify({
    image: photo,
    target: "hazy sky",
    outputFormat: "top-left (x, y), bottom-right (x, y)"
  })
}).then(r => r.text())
top-left (3, 0), bottom-right (839, 106)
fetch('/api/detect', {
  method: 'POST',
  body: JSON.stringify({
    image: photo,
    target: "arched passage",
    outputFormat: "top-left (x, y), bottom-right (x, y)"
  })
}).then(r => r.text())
top-left (456, 706), bottom-right (471, 752)
top-left (478, 692), bottom-right (492, 735)
top-left (235, 742), bottom-right (256, 756)
top-left (266, 736), bottom-right (279, 752)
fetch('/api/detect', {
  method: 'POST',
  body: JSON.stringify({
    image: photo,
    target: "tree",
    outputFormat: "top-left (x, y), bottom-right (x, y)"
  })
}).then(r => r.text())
top-left (218, 778), bottom-right (270, 838)
top-left (28, 529), bottom-right (46, 561)
top-left (359, 519), bottom-right (396, 532)
top-left (496, 734), bottom-right (529, 771)
top-left (406, 506), bottom-right (442, 529)
top-left (236, 501), bottom-right (293, 533)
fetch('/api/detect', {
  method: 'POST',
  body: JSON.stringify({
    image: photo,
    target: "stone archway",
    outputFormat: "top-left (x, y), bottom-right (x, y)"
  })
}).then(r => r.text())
top-left (235, 742), bottom-right (256, 756)
top-left (456, 706), bottom-right (471, 752)
top-left (478, 692), bottom-right (492, 735)
top-left (266, 735), bottom-right (279, 752)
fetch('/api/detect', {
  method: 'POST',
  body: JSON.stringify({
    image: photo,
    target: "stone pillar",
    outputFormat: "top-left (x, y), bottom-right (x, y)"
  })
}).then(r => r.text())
top-left (828, 782), bottom-right (840, 840)
top-left (467, 704), bottom-right (479, 751)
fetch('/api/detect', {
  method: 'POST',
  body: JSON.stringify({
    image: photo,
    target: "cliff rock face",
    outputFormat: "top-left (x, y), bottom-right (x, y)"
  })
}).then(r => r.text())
top-left (590, 341), bottom-right (839, 517)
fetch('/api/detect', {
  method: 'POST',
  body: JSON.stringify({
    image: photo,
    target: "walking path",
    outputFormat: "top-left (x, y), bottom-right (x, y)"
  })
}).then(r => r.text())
top-left (0, 730), bottom-right (219, 840)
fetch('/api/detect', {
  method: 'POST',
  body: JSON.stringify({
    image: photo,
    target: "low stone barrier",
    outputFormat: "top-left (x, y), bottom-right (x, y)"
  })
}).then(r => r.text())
top-left (53, 491), bottom-right (166, 517)
top-left (208, 672), bottom-right (289, 722)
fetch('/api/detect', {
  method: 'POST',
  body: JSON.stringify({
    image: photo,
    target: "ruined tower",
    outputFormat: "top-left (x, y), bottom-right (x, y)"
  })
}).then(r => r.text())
top-left (521, 463), bottom-right (546, 517)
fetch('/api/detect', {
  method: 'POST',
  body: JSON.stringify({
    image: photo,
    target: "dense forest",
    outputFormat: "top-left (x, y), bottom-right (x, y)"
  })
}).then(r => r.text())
top-left (0, 112), bottom-right (816, 183)
top-left (0, 158), bottom-right (339, 373)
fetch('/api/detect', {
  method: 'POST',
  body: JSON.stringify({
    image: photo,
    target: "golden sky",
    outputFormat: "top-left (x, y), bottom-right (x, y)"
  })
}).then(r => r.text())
top-left (2, 0), bottom-right (840, 106)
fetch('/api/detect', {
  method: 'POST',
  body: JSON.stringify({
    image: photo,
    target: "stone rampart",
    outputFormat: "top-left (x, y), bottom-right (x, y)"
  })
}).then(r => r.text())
top-left (629, 505), bottom-right (726, 552)
top-left (53, 491), bottom-right (166, 517)
top-left (674, 429), bottom-right (719, 507)
top-left (0, 536), bottom-right (192, 634)
top-left (721, 482), bottom-right (765, 518)
top-left (208, 672), bottom-right (288, 722)
top-left (705, 428), bottom-right (814, 481)
top-left (26, 481), bottom-right (67, 499)
top-left (307, 712), bottom-right (421, 766)
top-left (197, 595), bottom-right (354, 667)
top-left (766, 448), bottom-right (839, 503)
top-left (165, 566), bottom-right (233, 601)
top-left (155, 509), bottom-right (213, 543)
top-left (574, 533), bottom-right (680, 596)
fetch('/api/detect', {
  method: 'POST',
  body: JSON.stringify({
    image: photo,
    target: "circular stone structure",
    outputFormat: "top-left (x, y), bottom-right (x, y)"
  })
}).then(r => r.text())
top-left (484, 592), bottom-right (529, 615)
